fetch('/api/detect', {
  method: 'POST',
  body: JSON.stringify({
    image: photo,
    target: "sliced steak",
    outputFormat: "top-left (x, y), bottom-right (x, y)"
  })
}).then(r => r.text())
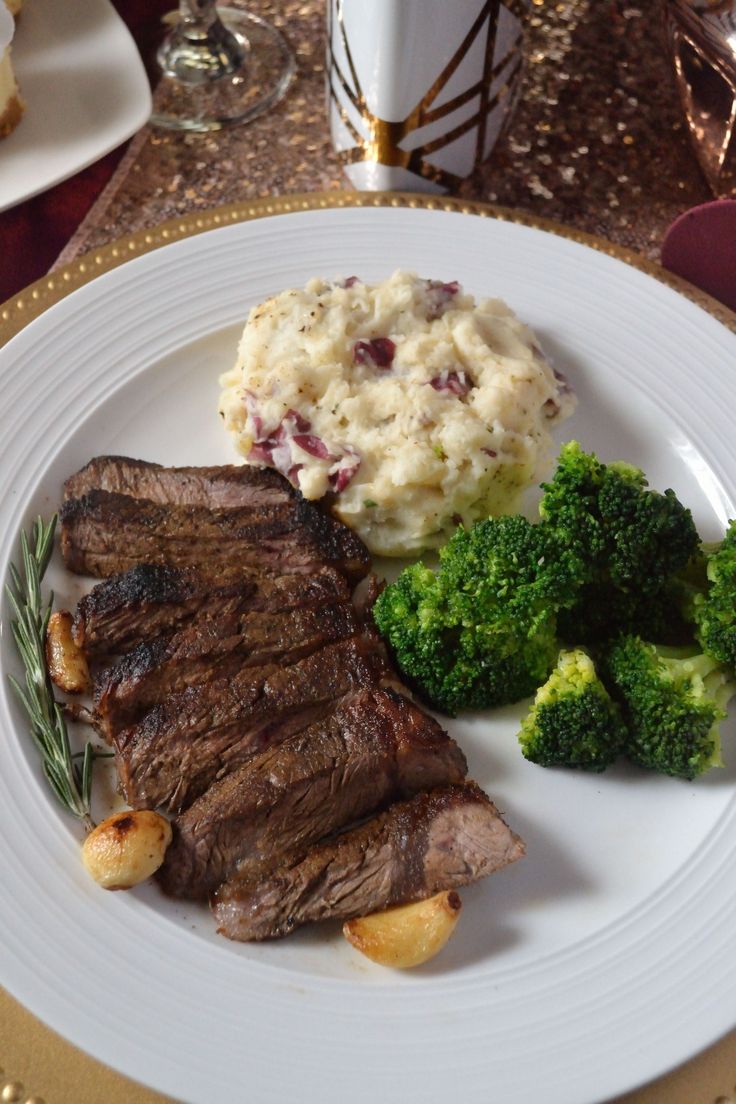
top-left (159, 687), bottom-right (468, 899)
top-left (211, 782), bottom-right (525, 941)
top-left (114, 634), bottom-right (391, 813)
top-left (95, 600), bottom-right (361, 730)
top-left (73, 565), bottom-right (349, 659)
top-left (60, 489), bottom-right (370, 582)
top-left (64, 456), bottom-right (297, 510)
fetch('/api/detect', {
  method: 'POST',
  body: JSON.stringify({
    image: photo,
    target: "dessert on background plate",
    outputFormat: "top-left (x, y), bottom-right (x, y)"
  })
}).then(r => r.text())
top-left (0, 2), bottom-right (22, 138)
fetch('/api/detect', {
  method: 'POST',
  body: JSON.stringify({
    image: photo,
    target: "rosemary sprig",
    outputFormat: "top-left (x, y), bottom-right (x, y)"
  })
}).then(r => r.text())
top-left (5, 516), bottom-right (97, 831)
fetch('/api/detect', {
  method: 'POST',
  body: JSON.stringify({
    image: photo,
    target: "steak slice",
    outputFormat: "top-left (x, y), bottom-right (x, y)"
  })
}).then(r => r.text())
top-left (73, 565), bottom-right (349, 659)
top-left (211, 782), bottom-right (525, 941)
top-left (114, 634), bottom-right (391, 813)
top-left (60, 489), bottom-right (370, 582)
top-left (158, 687), bottom-right (468, 899)
top-left (64, 456), bottom-right (297, 510)
top-left (94, 600), bottom-right (361, 731)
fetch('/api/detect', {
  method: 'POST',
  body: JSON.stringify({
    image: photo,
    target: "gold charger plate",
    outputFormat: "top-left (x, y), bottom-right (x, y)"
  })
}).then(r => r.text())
top-left (1, 191), bottom-right (736, 1104)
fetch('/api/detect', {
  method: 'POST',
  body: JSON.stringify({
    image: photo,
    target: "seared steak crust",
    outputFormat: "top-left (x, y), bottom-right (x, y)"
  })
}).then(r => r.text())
top-left (113, 634), bottom-right (391, 813)
top-left (94, 600), bottom-right (360, 730)
top-left (59, 458), bottom-right (525, 948)
top-left (211, 782), bottom-right (525, 941)
top-left (60, 489), bottom-right (370, 581)
top-left (159, 687), bottom-right (468, 899)
top-left (73, 565), bottom-right (348, 658)
top-left (64, 456), bottom-right (297, 510)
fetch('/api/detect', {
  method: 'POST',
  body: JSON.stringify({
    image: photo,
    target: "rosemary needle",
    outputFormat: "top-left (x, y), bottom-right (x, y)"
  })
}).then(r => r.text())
top-left (5, 515), bottom-right (98, 831)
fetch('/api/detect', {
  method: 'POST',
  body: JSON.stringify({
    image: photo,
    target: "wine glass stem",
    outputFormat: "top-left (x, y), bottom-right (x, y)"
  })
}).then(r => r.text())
top-left (158, 0), bottom-right (248, 83)
top-left (179, 0), bottom-right (218, 33)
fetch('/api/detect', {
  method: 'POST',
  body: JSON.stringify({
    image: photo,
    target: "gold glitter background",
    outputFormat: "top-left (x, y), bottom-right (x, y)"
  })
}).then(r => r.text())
top-left (61, 0), bottom-right (713, 266)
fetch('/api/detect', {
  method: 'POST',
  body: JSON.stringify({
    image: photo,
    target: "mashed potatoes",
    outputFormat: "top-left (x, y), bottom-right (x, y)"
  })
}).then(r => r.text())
top-left (218, 271), bottom-right (575, 556)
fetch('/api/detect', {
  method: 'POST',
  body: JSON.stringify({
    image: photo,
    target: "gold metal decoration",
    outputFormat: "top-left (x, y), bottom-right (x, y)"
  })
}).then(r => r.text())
top-left (0, 1069), bottom-right (45, 1104)
top-left (664, 0), bottom-right (736, 195)
top-left (2, 192), bottom-right (736, 349)
top-left (327, 0), bottom-right (526, 191)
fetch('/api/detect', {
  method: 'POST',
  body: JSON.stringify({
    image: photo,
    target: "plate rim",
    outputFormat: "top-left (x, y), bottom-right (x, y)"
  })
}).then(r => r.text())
top-left (3, 196), bottom-right (736, 1104)
top-left (2, 189), bottom-right (735, 348)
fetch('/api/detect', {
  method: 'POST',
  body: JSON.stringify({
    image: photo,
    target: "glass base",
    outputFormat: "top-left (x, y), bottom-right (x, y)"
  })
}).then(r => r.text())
top-left (151, 8), bottom-right (295, 132)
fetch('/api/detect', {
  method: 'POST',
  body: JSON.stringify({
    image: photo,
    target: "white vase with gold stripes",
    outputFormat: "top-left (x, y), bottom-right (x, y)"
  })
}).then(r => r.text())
top-left (326, 0), bottom-right (529, 193)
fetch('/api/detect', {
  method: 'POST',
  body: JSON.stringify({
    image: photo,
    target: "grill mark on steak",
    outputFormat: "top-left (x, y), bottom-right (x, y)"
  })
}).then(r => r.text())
top-left (64, 456), bottom-right (297, 510)
top-left (59, 459), bottom-right (524, 949)
top-left (73, 565), bottom-right (349, 659)
top-left (60, 489), bottom-right (370, 582)
top-left (113, 634), bottom-right (391, 813)
top-left (94, 600), bottom-right (361, 732)
top-left (158, 687), bottom-right (468, 899)
top-left (211, 782), bottom-right (525, 941)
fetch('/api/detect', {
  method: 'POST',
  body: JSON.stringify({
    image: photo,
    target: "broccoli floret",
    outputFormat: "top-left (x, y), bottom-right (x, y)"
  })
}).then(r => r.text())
top-left (557, 580), bottom-right (694, 647)
top-left (370, 562), bottom-right (474, 714)
top-left (373, 514), bottom-right (583, 715)
top-left (694, 520), bottom-right (736, 668)
top-left (538, 440), bottom-right (607, 579)
top-left (518, 648), bottom-right (626, 771)
top-left (602, 635), bottom-right (735, 780)
top-left (436, 511), bottom-right (584, 618)
top-left (540, 441), bottom-right (699, 595)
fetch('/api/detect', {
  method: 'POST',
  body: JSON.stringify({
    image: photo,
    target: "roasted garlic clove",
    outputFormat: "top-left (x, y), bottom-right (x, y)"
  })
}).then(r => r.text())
top-left (343, 890), bottom-right (462, 968)
top-left (45, 609), bottom-right (91, 695)
top-left (82, 810), bottom-right (172, 890)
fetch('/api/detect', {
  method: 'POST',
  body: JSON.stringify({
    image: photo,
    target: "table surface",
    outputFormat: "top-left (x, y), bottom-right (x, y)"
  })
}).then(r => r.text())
top-left (2, 2), bottom-right (736, 1102)
top-left (0, 0), bottom-right (719, 303)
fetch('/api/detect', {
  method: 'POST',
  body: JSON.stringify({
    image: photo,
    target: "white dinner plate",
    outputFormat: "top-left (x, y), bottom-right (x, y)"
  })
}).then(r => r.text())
top-left (0, 0), bottom-right (151, 213)
top-left (1, 202), bottom-right (736, 1104)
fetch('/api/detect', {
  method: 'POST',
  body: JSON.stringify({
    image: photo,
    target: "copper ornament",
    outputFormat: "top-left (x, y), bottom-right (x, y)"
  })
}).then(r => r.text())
top-left (664, 0), bottom-right (736, 195)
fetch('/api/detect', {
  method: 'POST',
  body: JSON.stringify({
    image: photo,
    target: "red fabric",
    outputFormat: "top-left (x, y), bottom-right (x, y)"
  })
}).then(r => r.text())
top-left (0, 1), bottom-right (168, 304)
top-left (661, 200), bottom-right (736, 314)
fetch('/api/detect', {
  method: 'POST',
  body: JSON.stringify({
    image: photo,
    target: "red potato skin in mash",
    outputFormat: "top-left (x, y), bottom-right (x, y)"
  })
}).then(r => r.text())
top-left (219, 271), bottom-right (575, 556)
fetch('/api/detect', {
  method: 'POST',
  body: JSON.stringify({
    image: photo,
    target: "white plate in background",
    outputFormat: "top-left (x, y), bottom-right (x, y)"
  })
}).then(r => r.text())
top-left (0, 0), bottom-right (151, 213)
top-left (1, 205), bottom-right (736, 1104)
